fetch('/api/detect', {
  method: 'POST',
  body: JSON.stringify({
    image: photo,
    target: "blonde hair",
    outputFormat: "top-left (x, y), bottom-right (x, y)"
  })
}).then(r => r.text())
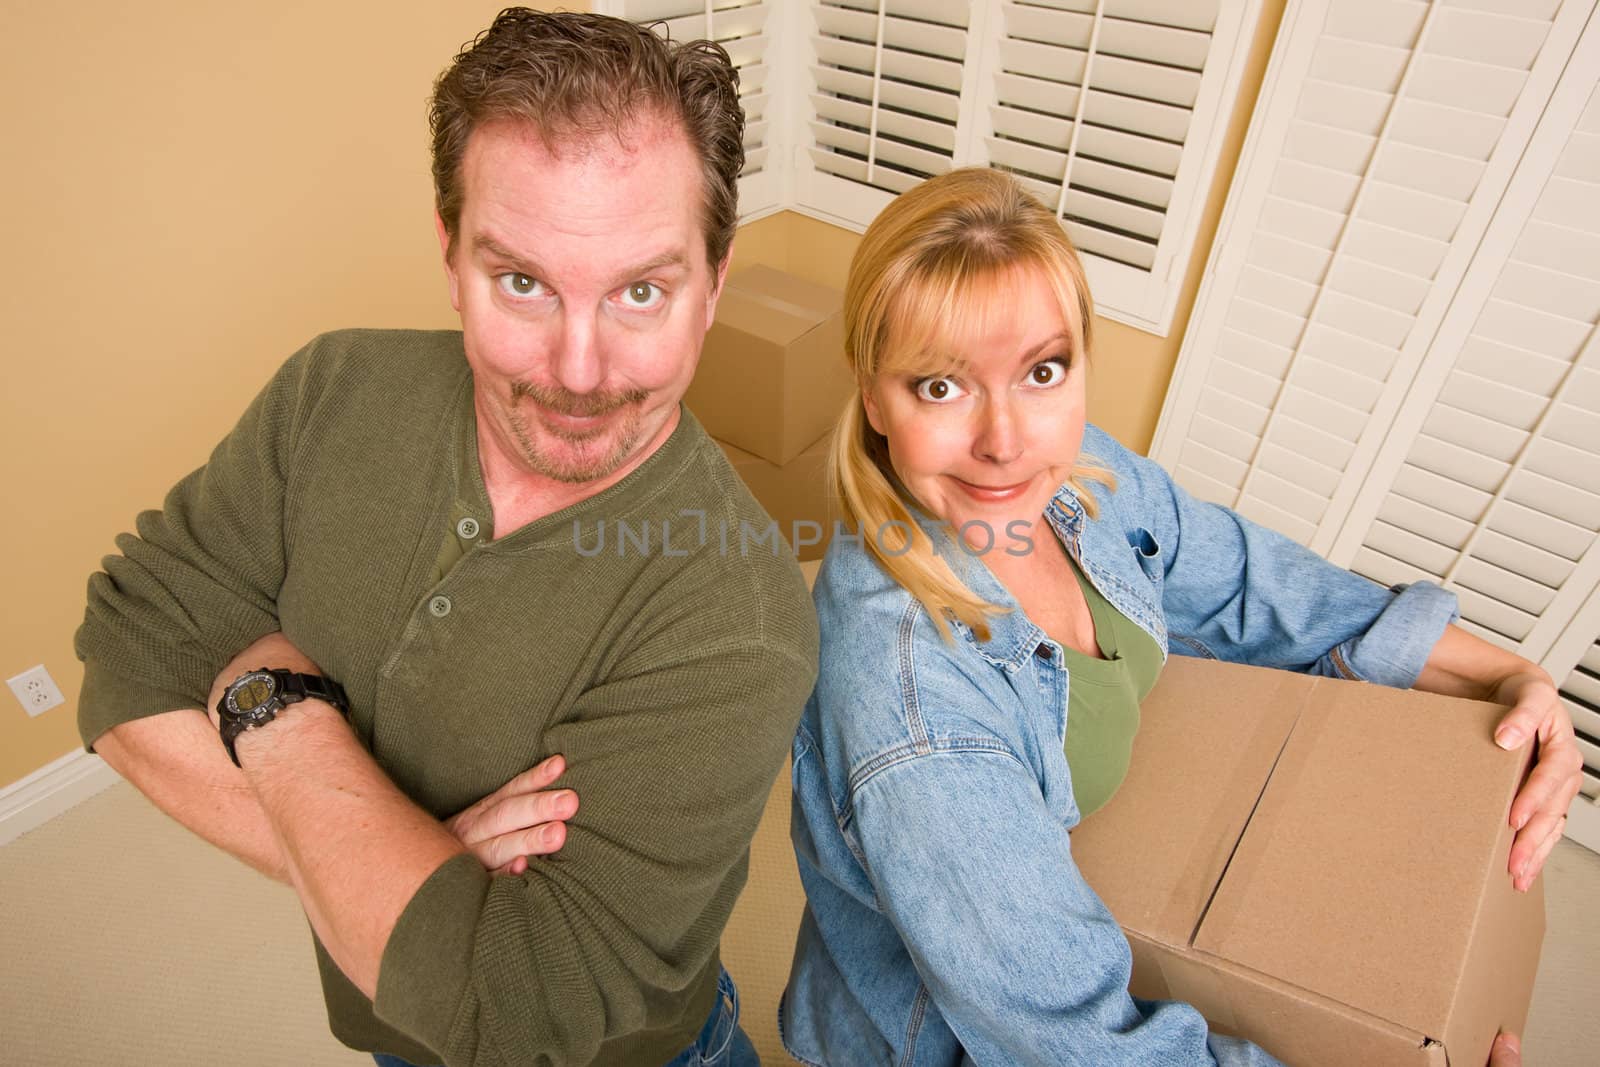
top-left (832, 167), bottom-right (1115, 642)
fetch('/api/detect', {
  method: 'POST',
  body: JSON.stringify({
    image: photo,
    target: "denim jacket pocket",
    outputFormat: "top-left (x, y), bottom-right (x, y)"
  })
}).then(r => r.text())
top-left (1128, 527), bottom-right (1163, 587)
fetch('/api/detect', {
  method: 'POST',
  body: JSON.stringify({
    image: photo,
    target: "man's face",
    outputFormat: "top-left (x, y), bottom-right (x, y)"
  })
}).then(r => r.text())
top-left (437, 115), bottom-right (727, 488)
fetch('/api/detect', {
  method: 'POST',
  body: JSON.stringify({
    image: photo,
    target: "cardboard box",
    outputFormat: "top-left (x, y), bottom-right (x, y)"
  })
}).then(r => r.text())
top-left (1072, 657), bottom-right (1544, 1067)
top-left (688, 265), bottom-right (852, 466)
top-left (718, 433), bottom-right (836, 562)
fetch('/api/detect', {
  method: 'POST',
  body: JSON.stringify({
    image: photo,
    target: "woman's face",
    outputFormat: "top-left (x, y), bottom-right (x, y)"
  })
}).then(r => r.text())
top-left (863, 266), bottom-right (1087, 552)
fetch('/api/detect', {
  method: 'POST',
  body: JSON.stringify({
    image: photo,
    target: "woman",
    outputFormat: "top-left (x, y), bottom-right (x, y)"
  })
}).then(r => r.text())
top-left (779, 168), bottom-right (1578, 1066)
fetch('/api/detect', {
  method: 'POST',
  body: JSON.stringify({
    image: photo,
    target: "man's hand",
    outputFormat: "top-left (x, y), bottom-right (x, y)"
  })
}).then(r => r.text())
top-left (208, 631), bottom-right (577, 876)
top-left (1491, 670), bottom-right (1583, 892)
top-left (1488, 1032), bottom-right (1522, 1066)
top-left (447, 755), bottom-right (579, 875)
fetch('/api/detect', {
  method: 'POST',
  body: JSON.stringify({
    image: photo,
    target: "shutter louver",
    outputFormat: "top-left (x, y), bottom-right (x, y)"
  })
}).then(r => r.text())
top-left (806, 0), bottom-right (970, 196)
top-left (988, 1), bottom-right (1218, 275)
top-left (1154, 0), bottom-right (1574, 555)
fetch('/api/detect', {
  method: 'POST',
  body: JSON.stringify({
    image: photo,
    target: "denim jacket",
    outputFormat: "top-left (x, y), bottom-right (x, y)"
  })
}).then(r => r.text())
top-left (781, 425), bottom-right (1458, 1067)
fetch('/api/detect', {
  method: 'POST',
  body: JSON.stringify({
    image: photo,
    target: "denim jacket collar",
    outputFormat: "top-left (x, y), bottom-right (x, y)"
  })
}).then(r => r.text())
top-left (910, 479), bottom-right (1171, 672)
top-left (911, 483), bottom-right (1112, 675)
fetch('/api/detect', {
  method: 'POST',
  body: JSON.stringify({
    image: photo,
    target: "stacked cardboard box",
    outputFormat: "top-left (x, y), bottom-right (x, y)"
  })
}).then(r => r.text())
top-left (1072, 656), bottom-right (1545, 1067)
top-left (688, 265), bottom-right (851, 561)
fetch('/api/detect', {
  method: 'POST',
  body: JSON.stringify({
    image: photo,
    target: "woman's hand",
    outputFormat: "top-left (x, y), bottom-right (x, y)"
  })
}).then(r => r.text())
top-left (1417, 626), bottom-right (1583, 891)
top-left (1490, 670), bottom-right (1583, 892)
top-left (1487, 1032), bottom-right (1522, 1066)
top-left (446, 755), bottom-right (579, 875)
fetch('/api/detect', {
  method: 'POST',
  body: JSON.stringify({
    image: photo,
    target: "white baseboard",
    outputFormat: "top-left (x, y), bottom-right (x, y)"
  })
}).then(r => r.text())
top-left (0, 750), bottom-right (121, 848)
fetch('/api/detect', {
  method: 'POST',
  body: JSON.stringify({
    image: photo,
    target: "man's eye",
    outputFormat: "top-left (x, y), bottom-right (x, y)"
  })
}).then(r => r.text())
top-left (620, 282), bottom-right (664, 309)
top-left (914, 377), bottom-right (965, 403)
top-left (497, 273), bottom-right (546, 298)
top-left (1028, 359), bottom-right (1068, 387)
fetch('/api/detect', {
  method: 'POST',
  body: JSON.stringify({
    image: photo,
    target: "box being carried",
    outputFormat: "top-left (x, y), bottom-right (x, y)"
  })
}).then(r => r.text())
top-left (1072, 657), bottom-right (1544, 1067)
top-left (688, 264), bottom-right (852, 466)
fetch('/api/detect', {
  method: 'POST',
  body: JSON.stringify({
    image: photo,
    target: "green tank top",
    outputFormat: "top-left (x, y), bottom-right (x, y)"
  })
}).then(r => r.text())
top-left (1059, 558), bottom-right (1163, 817)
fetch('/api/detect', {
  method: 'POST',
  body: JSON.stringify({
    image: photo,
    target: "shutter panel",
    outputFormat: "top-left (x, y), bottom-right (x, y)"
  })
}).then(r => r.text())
top-left (989, 1), bottom-right (1212, 272)
top-left (795, 0), bottom-right (1262, 334)
top-left (987, 0), bottom-right (1257, 332)
top-left (797, 0), bottom-right (973, 223)
top-left (1152, 0), bottom-right (1586, 555)
top-left (604, 0), bottom-right (782, 218)
top-left (1336, 30), bottom-right (1600, 661)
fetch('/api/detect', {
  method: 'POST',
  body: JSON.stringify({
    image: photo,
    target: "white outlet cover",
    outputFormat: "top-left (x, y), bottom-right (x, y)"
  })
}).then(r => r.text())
top-left (7, 665), bottom-right (66, 717)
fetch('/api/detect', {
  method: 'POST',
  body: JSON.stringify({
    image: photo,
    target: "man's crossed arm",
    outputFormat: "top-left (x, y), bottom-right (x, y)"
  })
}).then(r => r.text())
top-left (95, 631), bottom-right (577, 990)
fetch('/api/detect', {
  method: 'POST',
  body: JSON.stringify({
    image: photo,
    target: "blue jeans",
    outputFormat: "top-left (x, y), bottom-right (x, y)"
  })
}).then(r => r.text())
top-left (372, 966), bottom-right (759, 1067)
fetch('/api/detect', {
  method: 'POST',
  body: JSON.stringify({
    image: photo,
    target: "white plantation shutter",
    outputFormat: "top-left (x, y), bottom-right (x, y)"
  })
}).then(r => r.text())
top-left (1331, 26), bottom-right (1600, 659)
top-left (986, 1), bottom-right (1256, 329)
top-left (1154, 0), bottom-right (1600, 848)
top-left (604, 0), bottom-right (784, 218)
top-left (1342, 52), bottom-right (1600, 854)
top-left (799, 0), bottom-right (972, 203)
top-left (794, 0), bottom-right (1262, 334)
top-left (1152, 0), bottom-right (1585, 550)
top-left (989, 2), bottom-right (1217, 273)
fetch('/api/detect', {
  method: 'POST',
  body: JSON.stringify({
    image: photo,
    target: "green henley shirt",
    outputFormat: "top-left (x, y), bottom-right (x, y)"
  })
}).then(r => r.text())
top-left (75, 329), bottom-right (819, 1067)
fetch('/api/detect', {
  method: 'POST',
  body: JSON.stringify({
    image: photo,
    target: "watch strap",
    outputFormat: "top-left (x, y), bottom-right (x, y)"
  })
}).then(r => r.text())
top-left (218, 668), bottom-right (351, 768)
top-left (274, 671), bottom-right (350, 716)
top-left (219, 715), bottom-right (252, 768)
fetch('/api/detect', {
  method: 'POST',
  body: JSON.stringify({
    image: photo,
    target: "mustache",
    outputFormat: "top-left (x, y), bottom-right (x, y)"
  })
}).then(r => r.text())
top-left (509, 381), bottom-right (648, 416)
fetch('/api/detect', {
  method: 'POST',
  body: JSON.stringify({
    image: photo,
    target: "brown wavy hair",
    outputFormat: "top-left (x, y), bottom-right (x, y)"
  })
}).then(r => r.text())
top-left (429, 8), bottom-right (745, 268)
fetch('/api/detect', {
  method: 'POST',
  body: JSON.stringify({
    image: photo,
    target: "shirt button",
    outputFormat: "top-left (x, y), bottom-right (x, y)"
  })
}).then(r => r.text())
top-left (428, 595), bottom-right (452, 618)
top-left (457, 517), bottom-right (480, 540)
top-left (1035, 643), bottom-right (1051, 660)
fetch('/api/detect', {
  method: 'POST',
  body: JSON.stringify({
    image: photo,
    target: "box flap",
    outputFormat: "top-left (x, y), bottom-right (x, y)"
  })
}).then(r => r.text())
top-left (1192, 678), bottom-right (1527, 1039)
top-left (1071, 658), bottom-right (1309, 949)
top-left (1129, 933), bottom-right (1445, 1067)
top-left (713, 286), bottom-right (820, 346)
top-left (729, 263), bottom-right (843, 321)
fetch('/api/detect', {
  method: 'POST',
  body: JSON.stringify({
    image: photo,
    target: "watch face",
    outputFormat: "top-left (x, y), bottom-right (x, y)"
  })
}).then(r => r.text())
top-left (226, 672), bottom-right (279, 720)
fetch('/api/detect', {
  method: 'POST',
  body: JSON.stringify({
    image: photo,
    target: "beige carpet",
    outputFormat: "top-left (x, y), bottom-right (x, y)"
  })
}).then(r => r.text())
top-left (2, 777), bottom-right (1595, 1065)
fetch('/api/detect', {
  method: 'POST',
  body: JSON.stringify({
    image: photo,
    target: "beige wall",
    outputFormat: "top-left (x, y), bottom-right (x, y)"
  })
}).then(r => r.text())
top-left (0, 1), bottom-right (556, 789)
top-left (1, 0), bottom-right (1281, 790)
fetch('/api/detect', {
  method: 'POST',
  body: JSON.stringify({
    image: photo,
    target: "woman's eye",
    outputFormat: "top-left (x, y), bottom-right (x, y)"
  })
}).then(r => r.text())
top-left (620, 282), bottom-right (664, 309)
top-left (497, 273), bottom-right (545, 298)
top-left (1028, 359), bottom-right (1068, 386)
top-left (914, 377), bottom-right (964, 402)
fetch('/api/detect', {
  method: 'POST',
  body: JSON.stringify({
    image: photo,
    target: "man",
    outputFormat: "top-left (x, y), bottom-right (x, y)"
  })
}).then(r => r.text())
top-left (75, 10), bottom-right (816, 1066)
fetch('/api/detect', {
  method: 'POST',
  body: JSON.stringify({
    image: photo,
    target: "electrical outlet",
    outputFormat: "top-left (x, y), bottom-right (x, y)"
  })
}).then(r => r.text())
top-left (7, 665), bottom-right (65, 717)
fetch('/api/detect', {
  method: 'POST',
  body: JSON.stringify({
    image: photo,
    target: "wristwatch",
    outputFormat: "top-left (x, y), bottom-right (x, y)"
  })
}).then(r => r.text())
top-left (216, 668), bottom-right (350, 768)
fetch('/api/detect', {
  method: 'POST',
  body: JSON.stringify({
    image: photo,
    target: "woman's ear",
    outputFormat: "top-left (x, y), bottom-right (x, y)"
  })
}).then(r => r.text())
top-left (861, 385), bottom-right (886, 437)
